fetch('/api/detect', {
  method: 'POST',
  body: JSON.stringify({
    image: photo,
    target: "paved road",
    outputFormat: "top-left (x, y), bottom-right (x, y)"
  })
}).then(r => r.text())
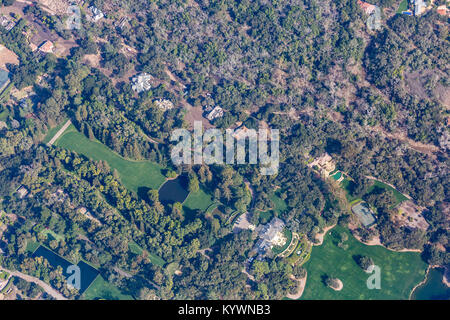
top-left (46, 120), bottom-right (71, 146)
top-left (0, 266), bottom-right (67, 300)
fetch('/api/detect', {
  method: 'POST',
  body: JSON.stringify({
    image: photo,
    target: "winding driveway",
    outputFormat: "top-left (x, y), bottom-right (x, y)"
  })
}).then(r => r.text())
top-left (0, 266), bottom-right (67, 300)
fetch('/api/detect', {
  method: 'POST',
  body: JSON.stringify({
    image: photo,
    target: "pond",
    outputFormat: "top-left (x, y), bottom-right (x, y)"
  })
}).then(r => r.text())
top-left (32, 245), bottom-right (99, 295)
top-left (158, 175), bottom-right (189, 205)
top-left (412, 267), bottom-right (450, 300)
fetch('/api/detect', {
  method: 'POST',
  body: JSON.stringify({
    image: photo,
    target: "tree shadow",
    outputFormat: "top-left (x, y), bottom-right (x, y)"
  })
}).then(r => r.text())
top-left (137, 186), bottom-right (151, 203)
top-left (320, 274), bottom-right (329, 287)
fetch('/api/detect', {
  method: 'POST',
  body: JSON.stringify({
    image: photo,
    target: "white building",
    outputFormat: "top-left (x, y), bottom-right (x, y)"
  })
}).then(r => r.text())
top-left (154, 99), bottom-right (174, 111)
top-left (414, 0), bottom-right (426, 16)
top-left (89, 6), bottom-right (104, 22)
top-left (206, 106), bottom-right (224, 121)
top-left (131, 73), bottom-right (152, 93)
top-left (16, 186), bottom-right (29, 199)
top-left (0, 15), bottom-right (15, 31)
top-left (255, 218), bottom-right (286, 257)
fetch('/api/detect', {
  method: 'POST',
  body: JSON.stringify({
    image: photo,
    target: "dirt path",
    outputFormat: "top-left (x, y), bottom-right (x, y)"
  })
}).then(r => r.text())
top-left (242, 267), bottom-right (255, 282)
top-left (365, 175), bottom-right (412, 200)
top-left (198, 248), bottom-right (212, 260)
top-left (314, 224), bottom-right (336, 246)
top-left (351, 231), bottom-right (422, 253)
top-left (286, 273), bottom-right (307, 300)
top-left (113, 267), bottom-right (132, 278)
top-left (0, 266), bottom-right (67, 300)
top-left (367, 120), bottom-right (440, 159)
top-left (46, 120), bottom-right (71, 146)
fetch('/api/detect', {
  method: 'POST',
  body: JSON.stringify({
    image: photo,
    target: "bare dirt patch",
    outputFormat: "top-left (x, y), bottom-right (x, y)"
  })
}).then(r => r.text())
top-left (286, 273), bottom-right (307, 300)
top-left (83, 53), bottom-right (102, 69)
top-left (0, 45), bottom-right (19, 69)
top-left (53, 39), bottom-right (77, 57)
top-left (393, 200), bottom-right (429, 231)
top-left (368, 124), bottom-right (440, 158)
top-left (37, 0), bottom-right (69, 15)
top-left (349, 225), bottom-right (422, 253)
top-left (404, 70), bottom-right (450, 109)
top-left (0, 1), bottom-right (27, 16)
top-left (314, 224), bottom-right (336, 246)
top-left (330, 278), bottom-right (343, 291)
top-left (184, 104), bottom-right (214, 129)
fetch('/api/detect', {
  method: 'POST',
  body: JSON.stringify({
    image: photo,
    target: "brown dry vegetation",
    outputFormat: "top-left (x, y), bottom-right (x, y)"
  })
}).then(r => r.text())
top-left (0, 45), bottom-right (19, 69)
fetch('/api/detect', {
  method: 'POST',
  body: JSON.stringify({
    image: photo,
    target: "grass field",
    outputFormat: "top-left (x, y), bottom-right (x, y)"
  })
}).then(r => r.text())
top-left (165, 262), bottom-right (180, 276)
top-left (0, 271), bottom-right (9, 281)
top-left (55, 126), bottom-right (167, 267)
top-left (340, 178), bottom-right (407, 208)
top-left (182, 187), bottom-right (215, 220)
top-left (270, 192), bottom-right (288, 214)
top-left (0, 82), bottom-right (13, 103)
top-left (25, 240), bottom-right (40, 253)
top-left (40, 229), bottom-right (65, 242)
top-left (397, 0), bottom-right (409, 13)
top-left (128, 241), bottom-right (144, 256)
top-left (340, 178), bottom-right (359, 202)
top-left (258, 210), bottom-right (273, 224)
top-left (42, 118), bottom-right (68, 144)
top-left (55, 126), bottom-right (166, 193)
top-left (0, 108), bottom-right (8, 122)
top-left (128, 241), bottom-right (166, 267)
top-left (81, 275), bottom-right (133, 300)
top-left (366, 180), bottom-right (409, 207)
top-left (300, 226), bottom-right (427, 300)
top-left (256, 191), bottom-right (288, 224)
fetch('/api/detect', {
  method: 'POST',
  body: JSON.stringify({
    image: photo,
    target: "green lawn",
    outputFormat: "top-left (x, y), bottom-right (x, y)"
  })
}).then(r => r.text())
top-left (300, 226), bottom-right (427, 300)
top-left (81, 275), bottom-right (133, 300)
top-left (40, 229), bottom-right (65, 242)
top-left (341, 177), bottom-right (408, 207)
top-left (128, 241), bottom-right (144, 255)
top-left (340, 178), bottom-right (359, 202)
top-left (128, 241), bottom-right (166, 267)
top-left (255, 191), bottom-right (287, 224)
top-left (366, 180), bottom-right (409, 207)
top-left (42, 118), bottom-right (68, 144)
top-left (25, 240), bottom-right (40, 253)
top-left (55, 126), bottom-right (166, 193)
top-left (258, 210), bottom-right (273, 224)
top-left (0, 82), bottom-right (13, 103)
top-left (0, 271), bottom-right (9, 281)
top-left (270, 192), bottom-right (288, 214)
top-left (397, 0), bottom-right (409, 13)
top-left (165, 262), bottom-right (180, 276)
top-left (182, 187), bottom-right (215, 220)
top-left (286, 236), bottom-right (312, 266)
top-left (55, 126), bottom-right (167, 267)
top-left (148, 253), bottom-right (166, 267)
top-left (0, 108), bottom-right (8, 122)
